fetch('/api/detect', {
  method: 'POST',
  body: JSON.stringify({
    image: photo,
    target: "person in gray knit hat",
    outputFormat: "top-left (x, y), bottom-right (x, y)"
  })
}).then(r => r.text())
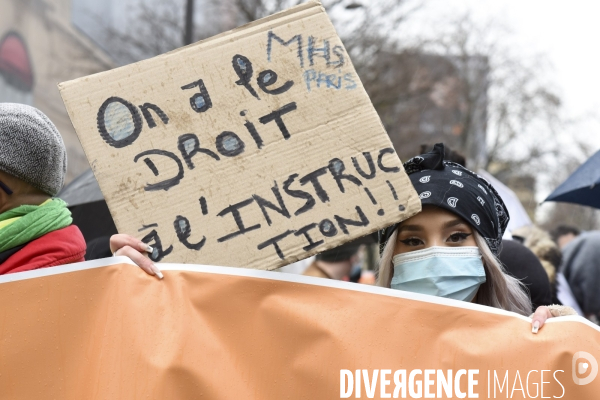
top-left (0, 103), bottom-right (67, 196)
top-left (0, 103), bottom-right (161, 278)
top-left (0, 103), bottom-right (87, 274)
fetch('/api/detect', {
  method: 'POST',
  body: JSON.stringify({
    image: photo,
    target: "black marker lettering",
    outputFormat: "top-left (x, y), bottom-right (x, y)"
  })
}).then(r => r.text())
top-left (294, 223), bottom-right (324, 252)
top-left (258, 102), bottom-right (297, 140)
top-left (215, 131), bottom-right (245, 157)
top-left (181, 79), bottom-right (212, 113)
top-left (217, 198), bottom-right (261, 242)
top-left (97, 96), bottom-right (143, 148)
top-left (328, 158), bottom-right (362, 193)
top-left (199, 196), bottom-right (208, 215)
top-left (232, 54), bottom-right (259, 99)
top-left (138, 223), bottom-right (158, 232)
top-left (364, 187), bottom-right (377, 205)
top-left (133, 149), bottom-right (184, 191)
top-left (334, 206), bottom-right (370, 234)
top-left (318, 218), bottom-right (338, 237)
top-left (378, 148), bottom-right (400, 173)
top-left (141, 229), bottom-right (173, 262)
top-left (352, 152), bottom-right (376, 179)
top-left (257, 70), bottom-right (294, 95)
top-left (386, 180), bottom-right (398, 200)
top-left (299, 167), bottom-right (330, 203)
top-left (178, 133), bottom-right (220, 169)
top-left (244, 120), bottom-right (263, 149)
top-left (173, 215), bottom-right (206, 251)
top-left (138, 103), bottom-right (169, 128)
top-left (143, 158), bottom-right (159, 176)
top-left (283, 173), bottom-right (315, 216)
top-left (257, 229), bottom-right (295, 260)
top-left (252, 181), bottom-right (290, 226)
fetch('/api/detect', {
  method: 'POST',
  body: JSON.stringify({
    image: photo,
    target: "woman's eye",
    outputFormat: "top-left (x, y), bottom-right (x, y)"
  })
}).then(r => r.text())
top-left (399, 238), bottom-right (424, 246)
top-left (447, 232), bottom-right (471, 243)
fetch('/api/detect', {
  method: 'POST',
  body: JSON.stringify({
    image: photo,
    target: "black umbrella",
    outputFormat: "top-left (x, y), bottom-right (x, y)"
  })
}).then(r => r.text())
top-left (545, 149), bottom-right (600, 209)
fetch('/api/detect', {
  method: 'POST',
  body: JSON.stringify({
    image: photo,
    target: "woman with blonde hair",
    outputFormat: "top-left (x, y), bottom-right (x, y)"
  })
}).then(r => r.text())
top-left (377, 144), bottom-right (575, 332)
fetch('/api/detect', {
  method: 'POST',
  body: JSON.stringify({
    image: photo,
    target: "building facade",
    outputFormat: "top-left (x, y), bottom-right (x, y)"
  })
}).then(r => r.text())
top-left (0, 0), bottom-right (113, 182)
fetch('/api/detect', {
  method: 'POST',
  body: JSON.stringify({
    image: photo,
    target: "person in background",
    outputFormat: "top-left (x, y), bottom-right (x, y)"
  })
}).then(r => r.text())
top-left (0, 103), bottom-right (158, 277)
top-left (303, 241), bottom-right (362, 281)
top-left (512, 225), bottom-right (561, 284)
top-left (512, 226), bottom-right (583, 315)
top-left (377, 143), bottom-right (577, 333)
top-left (0, 103), bottom-right (87, 273)
top-left (551, 225), bottom-right (580, 250)
top-left (560, 231), bottom-right (600, 321)
top-left (498, 240), bottom-right (552, 312)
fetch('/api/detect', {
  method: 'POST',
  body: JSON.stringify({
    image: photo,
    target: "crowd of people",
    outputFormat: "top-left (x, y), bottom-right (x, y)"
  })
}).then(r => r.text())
top-left (1, 102), bottom-right (597, 335)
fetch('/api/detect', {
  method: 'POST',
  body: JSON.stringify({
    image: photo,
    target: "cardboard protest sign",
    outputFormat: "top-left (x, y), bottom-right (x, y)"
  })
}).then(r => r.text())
top-left (1, 259), bottom-right (599, 399)
top-left (58, 1), bottom-right (420, 269)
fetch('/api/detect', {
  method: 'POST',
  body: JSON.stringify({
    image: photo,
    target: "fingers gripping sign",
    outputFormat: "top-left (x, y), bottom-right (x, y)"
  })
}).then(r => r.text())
top-left (110, 234), bottom-right (164, 279)
top-left (531, 306), bottom-right (553, 334)
top-left (531, 305), bottom-right (578, 334)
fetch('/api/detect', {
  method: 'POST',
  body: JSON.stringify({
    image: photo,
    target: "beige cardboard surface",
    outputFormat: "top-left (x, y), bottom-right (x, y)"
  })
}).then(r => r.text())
top-left (58, 1), bottom-right (420, 269)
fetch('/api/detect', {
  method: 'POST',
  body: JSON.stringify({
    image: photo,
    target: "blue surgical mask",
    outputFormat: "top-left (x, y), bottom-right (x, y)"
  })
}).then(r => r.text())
top-left (391, 246), bottom-right (486, 302)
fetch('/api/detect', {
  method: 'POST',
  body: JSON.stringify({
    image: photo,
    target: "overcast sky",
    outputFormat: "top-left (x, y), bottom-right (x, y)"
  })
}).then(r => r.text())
top-left (392, 0), bottom-right (600, 216)
top-left (400, 0), bottom-right (600, 213)
top-left (408, 0), bottom-right (600, 149)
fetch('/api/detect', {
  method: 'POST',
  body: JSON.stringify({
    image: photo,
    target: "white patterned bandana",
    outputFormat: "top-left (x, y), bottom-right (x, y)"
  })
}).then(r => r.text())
top-left (379, 143), bottom-right (509, 256)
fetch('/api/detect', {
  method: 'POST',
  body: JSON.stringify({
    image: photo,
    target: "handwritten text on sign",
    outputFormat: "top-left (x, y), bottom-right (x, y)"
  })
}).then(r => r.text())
top-left (59, 2), bottom-right (420, 269)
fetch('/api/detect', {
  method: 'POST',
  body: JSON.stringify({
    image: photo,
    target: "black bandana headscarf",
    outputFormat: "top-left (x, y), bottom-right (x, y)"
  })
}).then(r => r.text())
top-left (379, 143), bottom-right (509, 256)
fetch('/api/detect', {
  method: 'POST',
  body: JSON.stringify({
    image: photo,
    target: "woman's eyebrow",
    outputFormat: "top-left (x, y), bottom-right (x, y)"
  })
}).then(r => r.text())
top-left (442, 219), bottom-right (468, 229)
top-left (398, 224), bottom-right (423, 233)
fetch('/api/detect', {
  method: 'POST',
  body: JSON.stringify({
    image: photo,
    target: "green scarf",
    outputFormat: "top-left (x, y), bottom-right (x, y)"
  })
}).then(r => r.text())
top-left (0, 198), bottom-right (72, 253)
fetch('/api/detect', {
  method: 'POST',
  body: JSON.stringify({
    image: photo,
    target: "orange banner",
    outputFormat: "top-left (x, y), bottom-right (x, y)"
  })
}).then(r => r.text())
top-left (0, 257), bottom-right (598, 399)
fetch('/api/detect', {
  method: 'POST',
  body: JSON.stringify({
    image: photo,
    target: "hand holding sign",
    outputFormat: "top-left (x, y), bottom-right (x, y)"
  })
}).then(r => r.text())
top-left (109, 233), bottom-right (163, 279)
top-left (59, 1), bottom-right (420, 269)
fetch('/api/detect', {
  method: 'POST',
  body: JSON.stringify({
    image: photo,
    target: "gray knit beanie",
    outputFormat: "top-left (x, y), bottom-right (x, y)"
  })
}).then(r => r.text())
top-left (0, 103), bottom-right (67, 196)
